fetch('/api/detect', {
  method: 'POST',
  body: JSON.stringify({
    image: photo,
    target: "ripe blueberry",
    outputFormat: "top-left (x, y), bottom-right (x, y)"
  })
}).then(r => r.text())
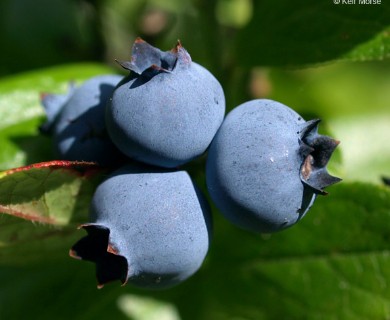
top-left (40, 83), bottom-right (76, 134)
top-left (106, 38), bottom-right (226, 168)
top-left (41, 74), bottom-right (124, 166)
top-left (70, 164), bottom-right (212, 289)
top-left (206, 99), bottom-right (341, 233)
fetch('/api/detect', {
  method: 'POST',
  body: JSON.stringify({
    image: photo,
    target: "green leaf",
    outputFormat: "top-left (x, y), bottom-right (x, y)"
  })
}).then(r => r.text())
top-left (0, 262), bottom-right (128, 320)
top-left (237, 0), bottom-right (390, 66)
top-left (0, 161), bottom-right (102, 265)
top-left (344, 26), bottom-right (390, 62)
top-left (153, 182), bottom-right (390, 319)
top-left (0, 215), bottom-right (83, 265)
top-left (1, 182), bottom-right (389, 319)
top-left (0, 161), bottom-right (100, 226)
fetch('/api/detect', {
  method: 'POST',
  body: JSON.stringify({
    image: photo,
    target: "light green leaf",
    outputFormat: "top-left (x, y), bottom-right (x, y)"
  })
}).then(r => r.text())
top-left (344, 26), bottom-right (390, 62)
top-left (0, 161), bottom-right (100, 226)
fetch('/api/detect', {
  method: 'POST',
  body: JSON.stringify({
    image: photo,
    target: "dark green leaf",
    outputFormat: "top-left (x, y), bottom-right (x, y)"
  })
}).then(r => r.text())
top-left (151, 182), bottom-right (390, 319)
top-left (237, 0), bottom-right (390, 66)
top-left (0, 261), bottom-right (128, 320)
top-left (2, 182), bottom-right (389, 319)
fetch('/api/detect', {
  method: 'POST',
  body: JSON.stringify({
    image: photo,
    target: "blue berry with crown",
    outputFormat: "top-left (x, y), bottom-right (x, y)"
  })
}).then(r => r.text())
top-left (106, 38), bottom-right (225, 168)
top-left (206, 99), bottom-right (341, 233)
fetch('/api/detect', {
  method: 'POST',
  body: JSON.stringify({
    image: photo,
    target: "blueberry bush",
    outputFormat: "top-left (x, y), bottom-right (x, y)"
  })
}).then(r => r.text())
top-left (0, 0), bottom-right (390, 319)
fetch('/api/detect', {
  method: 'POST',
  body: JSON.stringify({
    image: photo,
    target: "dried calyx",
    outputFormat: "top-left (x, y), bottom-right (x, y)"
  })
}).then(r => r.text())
top-left (299, 119), bottom-right (341, 195)
top-left (69, 224), bottom-right (128, 288)
top-left (116, 38), bottom-right (191, 75)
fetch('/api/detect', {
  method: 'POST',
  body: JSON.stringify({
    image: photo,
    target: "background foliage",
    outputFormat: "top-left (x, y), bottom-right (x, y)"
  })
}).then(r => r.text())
top-left (0, 0), bottom-right (389, 319)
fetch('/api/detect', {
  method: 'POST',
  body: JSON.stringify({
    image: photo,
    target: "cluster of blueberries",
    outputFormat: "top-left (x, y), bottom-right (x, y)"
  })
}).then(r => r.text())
top-left (41, 38), bottom-right (340, 289)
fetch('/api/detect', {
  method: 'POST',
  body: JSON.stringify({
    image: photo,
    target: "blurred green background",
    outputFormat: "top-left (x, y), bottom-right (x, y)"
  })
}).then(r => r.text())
top-left (0, 0), bottom-right (390, 319)
top-left (1, 0), bottom-right (389, 182)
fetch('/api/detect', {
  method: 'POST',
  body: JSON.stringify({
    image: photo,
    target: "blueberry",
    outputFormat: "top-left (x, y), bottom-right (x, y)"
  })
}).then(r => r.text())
top-left (206, 99), bottom-right (341, 233)
top-left (39, 82), bottom-right (76, 134)
top-left (42, 75), bottom-right (124, 166)
top-left (106, 38), bottom-right (226, 168)
top-left (70, 164), bottom-right (212, 289)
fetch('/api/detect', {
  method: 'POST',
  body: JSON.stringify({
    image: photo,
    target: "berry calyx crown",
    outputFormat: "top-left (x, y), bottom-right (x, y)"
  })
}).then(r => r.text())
top-left (298, 119), bottom-right (341, 195)
top-left (116, 38), bottom-right (191, 75)
top-left (69, 224), bottom-right (128, 289)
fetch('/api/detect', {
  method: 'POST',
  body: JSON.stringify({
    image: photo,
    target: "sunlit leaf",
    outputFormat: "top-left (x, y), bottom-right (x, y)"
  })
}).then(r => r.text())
top-left (0, 161), bottom-right (100, 226)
